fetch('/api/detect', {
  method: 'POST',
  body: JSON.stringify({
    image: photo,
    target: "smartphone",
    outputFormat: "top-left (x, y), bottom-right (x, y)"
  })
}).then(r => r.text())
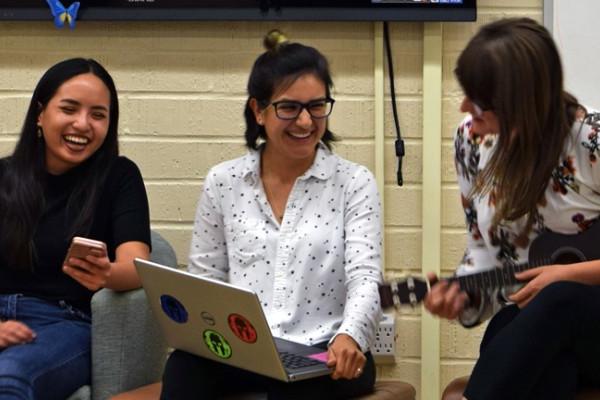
top-left (64, 236), bottom-right (107, 265)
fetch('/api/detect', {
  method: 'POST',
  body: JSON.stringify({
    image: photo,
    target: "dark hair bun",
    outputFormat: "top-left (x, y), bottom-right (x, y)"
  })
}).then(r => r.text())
top-left (263, 29), bottom-right (289, 51)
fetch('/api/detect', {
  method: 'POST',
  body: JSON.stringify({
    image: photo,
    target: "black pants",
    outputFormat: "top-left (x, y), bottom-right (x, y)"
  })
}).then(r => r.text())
top-left (161, 342), bottom-right (376, 400)
top-left (464, 281), bottom-right (600, 400)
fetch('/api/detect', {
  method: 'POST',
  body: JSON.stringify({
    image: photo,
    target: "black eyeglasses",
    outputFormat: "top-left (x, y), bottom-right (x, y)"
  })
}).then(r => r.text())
top-left (472, 102), bottom-right (487, 118)
top-left (267, 98), bottom-right (335, 120)
top-left (469, 97), bottom-right (493, 118)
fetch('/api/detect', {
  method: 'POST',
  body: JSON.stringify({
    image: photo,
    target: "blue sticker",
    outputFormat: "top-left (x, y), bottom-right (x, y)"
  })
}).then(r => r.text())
top-left (160, 294), bottom-right (188, 324)
top-left (46, 0), bottom-right (80, 29)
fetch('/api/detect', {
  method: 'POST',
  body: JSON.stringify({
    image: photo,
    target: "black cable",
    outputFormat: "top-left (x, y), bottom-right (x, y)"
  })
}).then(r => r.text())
top-left (383, 21), bottom-right (405, 187)
top-left (258, 0), bottom-right (269, 13)
top-left (271, 0), bottom-right (282, 13)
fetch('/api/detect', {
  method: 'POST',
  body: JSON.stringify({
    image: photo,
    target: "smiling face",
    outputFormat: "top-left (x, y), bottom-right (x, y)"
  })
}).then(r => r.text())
top-left (37, 73), bottom-right (110, 175)
top-left (253, 73), bottom-right (328, 166)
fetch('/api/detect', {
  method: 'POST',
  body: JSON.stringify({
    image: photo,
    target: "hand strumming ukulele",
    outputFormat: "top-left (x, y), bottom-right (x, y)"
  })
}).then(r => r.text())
top-left (379, 222), bottom-right (600, 309)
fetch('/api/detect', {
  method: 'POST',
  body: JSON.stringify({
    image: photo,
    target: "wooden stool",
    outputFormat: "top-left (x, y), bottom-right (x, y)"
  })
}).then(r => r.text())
top-left (111, 380), bottom-right (416, 400)
top-left (442, 376), bottom-right (600, 400)
top-left (111, 383), bottom-right (161, 400)
top-left (441, 376), bottom-right (468, 400)
top-left (356, 380), bottom-right (416, 400)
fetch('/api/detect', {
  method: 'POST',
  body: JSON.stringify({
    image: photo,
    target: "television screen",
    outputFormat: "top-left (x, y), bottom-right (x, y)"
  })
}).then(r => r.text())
top-left (0, 0), bottom-right (476, 21)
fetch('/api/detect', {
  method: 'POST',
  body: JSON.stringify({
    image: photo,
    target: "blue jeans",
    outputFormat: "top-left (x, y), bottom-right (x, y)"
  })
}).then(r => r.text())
top-left (0, 294), bottom-right (91, 400)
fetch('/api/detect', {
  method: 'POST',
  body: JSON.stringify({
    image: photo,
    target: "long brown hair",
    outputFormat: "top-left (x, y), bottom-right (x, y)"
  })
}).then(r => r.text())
top-left (455, 18), bottom-right (579, 229)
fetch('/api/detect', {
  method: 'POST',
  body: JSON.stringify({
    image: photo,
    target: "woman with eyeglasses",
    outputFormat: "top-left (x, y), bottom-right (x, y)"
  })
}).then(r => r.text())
top-left (424, 18), bottom-right (600, 399)
top-left (160, 30), bottom-right (382, 399)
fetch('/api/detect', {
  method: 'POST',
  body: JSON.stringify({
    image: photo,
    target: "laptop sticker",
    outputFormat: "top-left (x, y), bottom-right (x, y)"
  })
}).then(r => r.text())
top-left (200, 311), bottom-right (216, 326)
top-left (159, 294), bottom-right (188, 323)
top-left (228, 313), bottom-right (258, 343)
top-left (308, 352), bottom-right (329, 362)
top-left (203, 330), bottom-right (232, 359)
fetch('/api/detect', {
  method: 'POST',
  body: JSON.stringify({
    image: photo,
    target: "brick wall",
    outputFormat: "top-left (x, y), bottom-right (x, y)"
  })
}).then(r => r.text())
top-left (0, 1), bottom-right (542, 396)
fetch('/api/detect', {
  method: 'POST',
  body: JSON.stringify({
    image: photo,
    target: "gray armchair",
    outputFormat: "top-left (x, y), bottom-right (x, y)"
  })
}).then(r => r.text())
top-left (67, 230), bottom-right (174, 400)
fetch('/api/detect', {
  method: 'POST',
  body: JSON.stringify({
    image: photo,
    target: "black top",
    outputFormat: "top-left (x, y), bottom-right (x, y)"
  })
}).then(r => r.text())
top-left (0, 156), bottom-right (151, 313)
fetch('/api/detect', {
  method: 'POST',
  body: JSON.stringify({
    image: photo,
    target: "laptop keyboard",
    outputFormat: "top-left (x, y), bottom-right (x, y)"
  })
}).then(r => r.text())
top-left (279, 351), bottom-right (323, 370)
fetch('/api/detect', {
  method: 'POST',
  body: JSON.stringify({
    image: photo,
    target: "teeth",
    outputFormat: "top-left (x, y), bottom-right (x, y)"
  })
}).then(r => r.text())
top-left (288, 131), bottom-right (311, 139)
top-left (64, 135), bottom-right (89, 145)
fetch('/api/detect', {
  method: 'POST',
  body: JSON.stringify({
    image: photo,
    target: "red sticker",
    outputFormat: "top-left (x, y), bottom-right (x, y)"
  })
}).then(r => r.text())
top-left (228, 313), bottom-right (257, 343)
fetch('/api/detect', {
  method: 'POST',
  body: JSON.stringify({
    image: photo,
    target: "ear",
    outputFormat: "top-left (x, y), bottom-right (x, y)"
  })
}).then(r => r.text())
top-left (36, 102), bottom-right (44, 127)
top-left (249, 98), bottom-right (264, 126)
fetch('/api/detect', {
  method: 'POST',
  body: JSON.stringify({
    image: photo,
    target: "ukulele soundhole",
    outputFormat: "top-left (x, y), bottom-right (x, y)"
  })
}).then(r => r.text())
top-left (551, 247), bottom-right (586, 265)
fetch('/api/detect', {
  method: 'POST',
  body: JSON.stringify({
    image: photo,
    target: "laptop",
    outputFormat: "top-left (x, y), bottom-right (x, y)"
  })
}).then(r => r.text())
top-left (135, 258), bottom-right (332, 382)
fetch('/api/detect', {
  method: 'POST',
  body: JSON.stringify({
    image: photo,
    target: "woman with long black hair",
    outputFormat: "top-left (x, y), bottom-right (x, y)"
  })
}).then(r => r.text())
top-left (0, 58), bottom-right (151, 399)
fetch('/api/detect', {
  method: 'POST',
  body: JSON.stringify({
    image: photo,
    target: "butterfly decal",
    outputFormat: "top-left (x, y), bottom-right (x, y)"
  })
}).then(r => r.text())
top-left (46, 0), bottom-right (81, 29)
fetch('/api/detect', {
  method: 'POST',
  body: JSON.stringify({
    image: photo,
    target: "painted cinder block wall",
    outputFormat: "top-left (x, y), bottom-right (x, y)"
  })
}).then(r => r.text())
top-left (0, 1), bottom-right (541, 397)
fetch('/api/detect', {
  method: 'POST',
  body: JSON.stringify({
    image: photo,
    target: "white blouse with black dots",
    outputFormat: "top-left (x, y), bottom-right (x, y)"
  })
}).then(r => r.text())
top-left (188, 143), bottom-right (383, 351)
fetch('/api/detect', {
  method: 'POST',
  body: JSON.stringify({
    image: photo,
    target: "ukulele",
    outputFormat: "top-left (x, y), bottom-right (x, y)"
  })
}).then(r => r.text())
top-left (379, 222), bottom-right (600, 309)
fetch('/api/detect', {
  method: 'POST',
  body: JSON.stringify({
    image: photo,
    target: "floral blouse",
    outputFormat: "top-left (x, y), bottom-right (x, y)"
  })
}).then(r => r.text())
top-left (454, 111), bottom-right (600, 326)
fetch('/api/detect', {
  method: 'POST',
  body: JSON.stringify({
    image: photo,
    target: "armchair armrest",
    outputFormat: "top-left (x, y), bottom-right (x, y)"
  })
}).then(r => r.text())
top-left (91, 287), bottom-right (167, 400)
top-left (90, 230), bottom-right (175, 399)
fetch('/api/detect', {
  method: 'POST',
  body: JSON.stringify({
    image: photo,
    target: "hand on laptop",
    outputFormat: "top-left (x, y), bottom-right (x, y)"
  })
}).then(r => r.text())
top-left (327, 334), bottom-right (366, 380)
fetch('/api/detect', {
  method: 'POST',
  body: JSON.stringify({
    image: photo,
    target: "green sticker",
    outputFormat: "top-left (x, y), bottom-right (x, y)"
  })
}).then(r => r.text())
top-left (203, 329), bottom-right (232, 359)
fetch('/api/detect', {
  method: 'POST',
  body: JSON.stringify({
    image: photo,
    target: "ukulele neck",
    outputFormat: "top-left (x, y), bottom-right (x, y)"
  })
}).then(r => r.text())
top-left (448, 262), bottom-right (531, 292)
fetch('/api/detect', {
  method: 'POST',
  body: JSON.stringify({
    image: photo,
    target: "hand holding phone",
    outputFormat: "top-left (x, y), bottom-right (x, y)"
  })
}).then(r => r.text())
top-left (63, 237), bottom-right (110, 291)
top-left (64, 236), bottom-right (107, 265)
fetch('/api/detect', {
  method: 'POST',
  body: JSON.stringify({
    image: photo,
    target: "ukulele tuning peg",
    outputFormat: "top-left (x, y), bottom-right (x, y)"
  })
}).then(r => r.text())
top-left (391, 281), bottom-right (400, 308)
top-left (406, 277), bottom-right (418, 307)
top-left (409, 292), bottom-right (418, 307)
